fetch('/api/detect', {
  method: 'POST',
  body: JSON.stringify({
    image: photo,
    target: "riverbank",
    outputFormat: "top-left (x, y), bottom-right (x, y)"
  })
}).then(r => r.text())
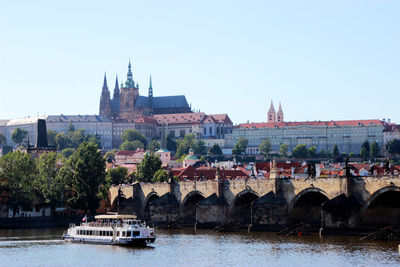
top-left (0, 217), bottom-right (81, 229)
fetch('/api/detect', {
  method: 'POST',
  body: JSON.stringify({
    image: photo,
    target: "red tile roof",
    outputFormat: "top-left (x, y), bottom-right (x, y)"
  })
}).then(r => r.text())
top-left (237, 119), bottom-right (385, 129)
top-left (153, 112), bottom-right (232, 125)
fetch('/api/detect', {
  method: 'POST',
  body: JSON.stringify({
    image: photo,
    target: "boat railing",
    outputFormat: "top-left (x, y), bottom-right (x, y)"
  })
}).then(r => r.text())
top-left (79, 221), bottom-right (148, 228)
top-left (69, 223), bottom-right (76, 228)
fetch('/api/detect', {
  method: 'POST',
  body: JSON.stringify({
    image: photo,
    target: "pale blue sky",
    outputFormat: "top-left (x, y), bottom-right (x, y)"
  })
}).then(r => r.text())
top-left (1, 0), bottom-right (399, 124)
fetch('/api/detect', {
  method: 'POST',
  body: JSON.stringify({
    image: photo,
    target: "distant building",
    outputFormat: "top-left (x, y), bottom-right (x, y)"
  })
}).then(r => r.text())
top-left (227, 119), bottom-right (386, 155)
top-left (99, 62), bottom-right (191, 119)
top-left (383, 124), bottom-right (400, 145)
top-left (153, 112), bottom-right (232, 139)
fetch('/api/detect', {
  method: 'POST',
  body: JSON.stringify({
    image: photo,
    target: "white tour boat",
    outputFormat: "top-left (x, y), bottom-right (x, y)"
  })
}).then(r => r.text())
top-left (62, 214), bottom-right (156, 246)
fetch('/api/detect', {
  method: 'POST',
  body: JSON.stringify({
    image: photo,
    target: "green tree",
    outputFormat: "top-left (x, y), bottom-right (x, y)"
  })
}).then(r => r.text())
top-left (149, 140), bottom-right (161, 152)
top-left (0, 151), bottom-right (36, 218)
top-left (370, 141), bottom-right (379, 158)
top-left (68, 122), bottom-right (75, 132)
top-left (55, 132), bottom-right (70, 150)
top-left (175, 134), bottom-right (206, 157)
top-left (360, 147), bottom-right (368, 161)
top-left (232, 137), bottom-right (248, 155)
top-left (259, 139), bottom-right (272, 157)
top-left (386, 139), bottom-right (400, 156)
top-left (292, 144), bottom-right (308, 158)
top-left (34, 152), bottom-right (64, 215)
top-left (209, 144), bottom-right (223, 155)
top-left (349, 152), bottom-right (354, 158)
top-left (85, 134), bottom-right (102, 148)
top-left (307, 146), bottom-right (317, 158)
top-left (361, 141), bottom-right (370, 160)
top-left (70, 129), bottom-right (86, 149)
top-left (120, 140), bottom-right (144, 151)
top-left (332, 144), bottom-right (340, 158)
top-left (106, 166), bottom-right (129, 185)
top-left (11, 128), bottom-right (28, 146)
top-left (104, 150), bottom-right (116, 163)
top-left (122, 129), bottom-right (147, 148)
top-left (319, 148), bottom-right (326, 158)
top-left (166, 135), bottom-right (177, 152)
top-left (135, 153), bottom-right (162, 183)
top-left (279, 144), bottom-right (289, 157)
top-left (60, 142), bottom-right (106, 214)
top-left (61, 148), bottom-right (74, 158)
top-left (47, 130), bottom-right (57, 146)
top-left (0, 132), bottom-right (6, 146)
top-left (152, 169), bottom-right (169, 183)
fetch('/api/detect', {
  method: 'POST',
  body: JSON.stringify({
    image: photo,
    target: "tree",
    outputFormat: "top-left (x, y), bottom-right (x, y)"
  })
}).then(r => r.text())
top-left (292, 144), bottom-right (308, 158)
top-left (0, 132), bottom-right (6, 146)
top-left (209, 144), bottom-right (223, 155)
top-left (232, 137), bottom-right (248, 155)
top-left (121, 129), bottom-right (147, 148)
top-left (360, 147), bottom-right (368, 161)
top-left (120, 140), bottom-right (144, 151)
top-left (34, 152), bottom-right (64, 215)
top-left (104, 150), bottom-right (116, 163)
top-left (319, 148), bottom-right (326, 158)
top-left (60, 142), bottom-right (106, 214)
top-left (175, 134), bottom-right (206, 158)
top-left (55, 132), bottom-right (70, 150)
top-left (106, 166), bottom-right (129, 185)
top-left (166, 135), bottom-right (177, 152)
top-left (279, 144), bottom-right (289, 157)
top-left (135, 153), bottom-right (162, 183)
top-left (386, 139), bottom-right (400, 156)
top-left (349, 152), bottom-right (354, 158)
top-left (370, 141), bottom-right (379, 158)
top-left (11, 128), bottom-right (28, 146)
top-left (47, 130), bottom-right (57, 147)
top-left (332, 144), bottom-right (340, 158)
top-left (70, 129), bottom-right (86, 149)
top-left (152, 169), bottom-right (169, 183)
top-left (259, 139), bottom-right (272, 157)
top-left (61, 148), bottom-right (74, 158)
top-left (148, 140), bottom-right (160, 152)
top-left (68, 122), bottom-right (75, 132)
top-left (361, 141), bottom-right (370, 160)
top-left (307, 146), bottom-right (317, 158)
top-left (0, 151), bottom-right (36, 218)
top-left (85, 134), bottom-right (102, 149)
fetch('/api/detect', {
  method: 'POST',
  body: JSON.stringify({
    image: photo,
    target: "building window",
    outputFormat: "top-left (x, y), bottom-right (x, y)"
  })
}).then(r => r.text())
top-left (180, 130), bottom-right (185, 137)
top-left (209, 127), bottom-right (212, 134)
top-left (204, 128), bottom-right (207, 134)
top-left (169, 130), bottom-right (175, 138)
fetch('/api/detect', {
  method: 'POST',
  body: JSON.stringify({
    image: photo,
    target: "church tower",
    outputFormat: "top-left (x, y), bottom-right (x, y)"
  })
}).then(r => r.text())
top-left (110, 75), bottom-right (120, 118)
top-left (99, 73), bottom-right (112, 118)
top-left (119, 61), bottom-right (140, 119)
top-left (148, 75), bottom-right (153, 114)
top-left (276, 102), bottom-right (284, 122)
top-left (267, 101), bottom-right (276, 122)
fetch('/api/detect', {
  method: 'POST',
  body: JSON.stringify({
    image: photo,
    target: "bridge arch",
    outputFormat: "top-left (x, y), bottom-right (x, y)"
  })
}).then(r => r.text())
top-left (143, 191), bottom-right (160, 222)
top-left (288, 187), bottom-right (329, 227)
top-left (181, 191), bottom-right (205, 226)
top-left (230, 188), bottom-right (260, 226)
top-left (360, 186), bottom-right (400, 228)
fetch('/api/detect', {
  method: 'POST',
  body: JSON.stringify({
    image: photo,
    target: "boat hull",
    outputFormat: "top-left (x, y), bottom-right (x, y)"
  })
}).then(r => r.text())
top-left (63, 235), bottom-right (156, 246)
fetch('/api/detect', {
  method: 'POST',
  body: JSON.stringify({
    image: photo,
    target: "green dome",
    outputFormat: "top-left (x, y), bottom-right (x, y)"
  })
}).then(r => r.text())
top-left (185, 154), bottom-right (198, 160)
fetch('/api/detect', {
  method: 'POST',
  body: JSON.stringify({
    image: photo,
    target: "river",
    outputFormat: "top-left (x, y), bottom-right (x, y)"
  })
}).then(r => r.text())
top-left (0, 228), bottom-right (399, 266)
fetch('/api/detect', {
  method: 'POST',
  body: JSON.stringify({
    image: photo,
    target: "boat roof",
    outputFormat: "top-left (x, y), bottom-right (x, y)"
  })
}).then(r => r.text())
top-left (94, 214), bottom-right (137, 220)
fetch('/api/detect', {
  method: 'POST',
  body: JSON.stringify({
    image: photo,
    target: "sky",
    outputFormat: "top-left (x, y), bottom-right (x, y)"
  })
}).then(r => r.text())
top-left (1, 0), bottom-right (399, 125)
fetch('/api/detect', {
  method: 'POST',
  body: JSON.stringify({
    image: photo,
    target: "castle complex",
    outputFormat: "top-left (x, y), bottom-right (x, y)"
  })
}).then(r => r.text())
top-left (99, 62), bottom-right (191, 120)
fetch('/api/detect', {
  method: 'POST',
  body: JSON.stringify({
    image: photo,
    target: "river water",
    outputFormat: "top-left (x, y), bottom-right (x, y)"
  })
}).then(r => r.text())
top-left (0, 228), bottom-right (399, 267)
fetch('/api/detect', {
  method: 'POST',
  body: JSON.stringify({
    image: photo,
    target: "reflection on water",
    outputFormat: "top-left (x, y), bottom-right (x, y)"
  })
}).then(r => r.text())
top-left (0, 228), bottom-right (399, 267)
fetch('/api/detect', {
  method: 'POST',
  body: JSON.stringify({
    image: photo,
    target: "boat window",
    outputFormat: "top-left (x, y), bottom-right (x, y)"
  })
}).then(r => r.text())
top-left (122, 231), bottom-right (126, 237)
top-left (100, 231), bottom-right (103, 236)
top-left (132, 231), bottom-right (140, 236)
top-left (116, 231), bottom-right (119, 237)
top-left (127, 231), bottom-right (132, 237)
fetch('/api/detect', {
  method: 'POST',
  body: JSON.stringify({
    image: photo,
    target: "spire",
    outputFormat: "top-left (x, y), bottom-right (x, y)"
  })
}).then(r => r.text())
top-left (149, 75), bottom-right (153, 98)
top-left (277, 102), bottom-right (283, 114)
top-left (127, 60), bottom-right (133, 81)
top-left (113, 75), bottom-right (120, 99)
top-left (269, 100), bottom-right (276, 113)
top-left (102, 73), bottom-right (108, 90)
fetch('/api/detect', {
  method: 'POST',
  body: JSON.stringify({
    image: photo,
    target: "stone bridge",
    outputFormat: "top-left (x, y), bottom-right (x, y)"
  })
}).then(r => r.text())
top-left (109, 176), bottom-right (400, 231)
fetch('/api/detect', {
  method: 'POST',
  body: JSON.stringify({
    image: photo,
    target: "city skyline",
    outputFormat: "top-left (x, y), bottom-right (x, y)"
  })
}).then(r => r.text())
top-left (1, 0), bottom-right (399, 124)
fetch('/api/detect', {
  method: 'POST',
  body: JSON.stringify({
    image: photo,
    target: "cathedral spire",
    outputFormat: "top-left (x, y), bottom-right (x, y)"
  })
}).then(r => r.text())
top-left (277, 101), bottom-right (284, 122)
top-left (102, 73), bottom-right (108, 90)
top-left (127, 61), bottom-right (133, 81)
top-left (113, 75), bottom-right (120, 99)
top-left (267, 100), bottom-right (276, 123)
